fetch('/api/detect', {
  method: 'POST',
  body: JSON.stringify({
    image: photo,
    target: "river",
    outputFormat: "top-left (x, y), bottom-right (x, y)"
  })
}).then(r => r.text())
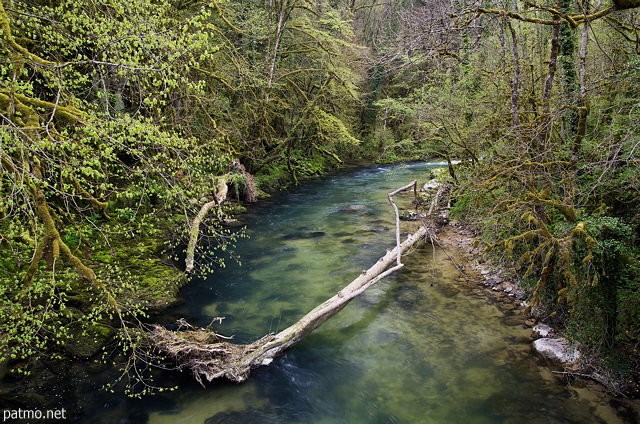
top-left (2, 162), bottom-right (634, 423)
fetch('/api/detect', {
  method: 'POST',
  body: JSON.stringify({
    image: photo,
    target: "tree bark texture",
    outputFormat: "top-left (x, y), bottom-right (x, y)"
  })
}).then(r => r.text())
top-left (507, 20), bottom-right (521, 131)
top-left (184, 161), bottom-right (257, 273)
top-left (536, 17), bottom-right (561, 155)
top-left (184, 179), bottom-right (228, 273)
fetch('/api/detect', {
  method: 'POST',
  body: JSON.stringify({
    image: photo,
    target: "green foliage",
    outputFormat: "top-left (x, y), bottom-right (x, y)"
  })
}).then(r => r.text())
top-left (222, 0), bottom-right (367, 175)
top-left (566, 215), bottom-right (635, 351)
top-left (1, 0), bottom-right (637, 397)
top-left (0, 0), bottom-right (247, 395)
top-left (362, 0), bottom-right (640, 393)
top-left (311, 107), bottom-right (361, 150)
top-left (448, 195), bottom-right (470, 220)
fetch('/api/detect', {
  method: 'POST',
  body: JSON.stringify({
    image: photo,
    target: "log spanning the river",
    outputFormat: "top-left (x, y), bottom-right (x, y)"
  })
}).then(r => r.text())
top-left (151, 180), bottom-right (436, 385)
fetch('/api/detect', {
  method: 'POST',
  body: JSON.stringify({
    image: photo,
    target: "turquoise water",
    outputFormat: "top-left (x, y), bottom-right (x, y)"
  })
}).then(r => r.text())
top-left (141, 162), bottom-right (624, 424)
top-left (3, 162), bottom-right (631, 423)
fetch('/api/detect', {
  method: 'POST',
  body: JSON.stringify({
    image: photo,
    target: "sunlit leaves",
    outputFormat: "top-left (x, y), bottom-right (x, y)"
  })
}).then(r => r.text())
top-left (0, 0), bottom-right (242, 393)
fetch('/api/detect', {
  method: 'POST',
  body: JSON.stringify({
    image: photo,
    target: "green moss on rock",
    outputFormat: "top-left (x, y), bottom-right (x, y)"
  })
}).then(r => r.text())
top-left (63, 323), bottom-right (115, 358)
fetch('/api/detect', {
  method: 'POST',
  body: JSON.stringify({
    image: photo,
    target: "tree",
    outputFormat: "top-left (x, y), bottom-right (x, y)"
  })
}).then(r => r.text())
top-left (444, 0), bottom-right (640, 392)
top-left (354, 0), bottom-right (639, 393)
top-left (218, 0), bottom-right (368, 185)
top-left (149, 180), bottom-right (445, 385)
top-left (0, 0), bottom-right (248, 394)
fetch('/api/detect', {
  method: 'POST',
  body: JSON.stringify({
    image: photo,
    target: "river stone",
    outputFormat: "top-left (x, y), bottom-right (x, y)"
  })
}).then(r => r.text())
top-left (371, 225), bottom-right (390, 232)
top-left (339, 205), bottom-right (367, 212)
top-left (63, 323), bottom-right (115, 358)
top-left (532, 323), bottom-right (554, 338)
top-left (400, 211), bottom-right (418, 220)
top-left (533, 337), bottom-right (580, 364)
top-left (222, 218), bottom-right (243, 227)
top-left (282, 231), bottom-right (325, 240)
top-left (422, 180), bottom-right (441, 191)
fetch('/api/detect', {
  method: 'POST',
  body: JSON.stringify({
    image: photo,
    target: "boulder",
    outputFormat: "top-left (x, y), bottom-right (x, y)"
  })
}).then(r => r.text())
top-left (533, 337), bottom-right (580, 364)
top-left (422, 180), bottom-right (441, 191)
top-left (400, 211), bottom-right (419, 221)
top-left (532, 323), bottom-right (553, 338)
top-left (63, 323), bottom-right (115, 358)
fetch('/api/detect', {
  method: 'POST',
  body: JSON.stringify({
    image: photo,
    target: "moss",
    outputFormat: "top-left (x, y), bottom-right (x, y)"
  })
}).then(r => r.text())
top-left (91, 251), bottom-right (114, 264)
top-left (130, 262), bottom-right (185, 312)
top-left (63, 323), bottom-right (115, 358)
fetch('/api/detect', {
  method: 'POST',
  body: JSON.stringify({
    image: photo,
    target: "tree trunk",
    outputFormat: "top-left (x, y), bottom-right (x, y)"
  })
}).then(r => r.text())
top-left (265, 0), bottom-right (295, 101)
top-left (184, 178), bottom-right (228, 273)
top-left (507, 20), bottom-right (520, 131)
top-left (536, 16), bottom-right (561, 155)
top-left (572, 1), bottom-right (595, 163)
top-left (151, 181), bottom-right (438, 385)
top-left (184, 161), bottom-right (258, 273)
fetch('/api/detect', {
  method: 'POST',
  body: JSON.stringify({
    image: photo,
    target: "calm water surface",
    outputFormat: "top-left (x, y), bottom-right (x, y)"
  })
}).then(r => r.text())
top-left (142, 162), bottom-right (625, 424)
top-left (4, 162), bottom-right (630, 423)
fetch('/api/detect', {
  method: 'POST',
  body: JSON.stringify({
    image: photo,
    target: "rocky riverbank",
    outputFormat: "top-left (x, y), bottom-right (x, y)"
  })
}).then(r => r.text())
top-left (432, 218), bottom-right (640, 423)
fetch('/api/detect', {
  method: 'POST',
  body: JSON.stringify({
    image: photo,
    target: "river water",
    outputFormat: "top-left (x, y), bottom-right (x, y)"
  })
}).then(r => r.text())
top-left (3, 162), bottom-right (633, 423)
top-left (141, 162), bottom-right (627, 424)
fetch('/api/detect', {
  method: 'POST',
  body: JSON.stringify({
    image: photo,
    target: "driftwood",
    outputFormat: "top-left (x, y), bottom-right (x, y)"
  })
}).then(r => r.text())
top-left (184, 179), bottom-right (228, 273)
top-left (153, 180), bottom-right (439, 385)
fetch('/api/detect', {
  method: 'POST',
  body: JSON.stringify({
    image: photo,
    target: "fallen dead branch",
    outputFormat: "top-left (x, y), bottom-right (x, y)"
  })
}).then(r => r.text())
top-left (185, 160), bottom-right (257, 273)
top-left (152, 180), bottom-right (445, 384)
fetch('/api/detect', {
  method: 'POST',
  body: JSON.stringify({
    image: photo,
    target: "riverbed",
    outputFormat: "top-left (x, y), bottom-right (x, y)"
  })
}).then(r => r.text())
top-left (147, 162), bottom-right (632, 423)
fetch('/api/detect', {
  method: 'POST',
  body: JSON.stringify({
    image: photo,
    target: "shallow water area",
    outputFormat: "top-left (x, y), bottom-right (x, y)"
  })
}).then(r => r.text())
top-left (2, 162), bottom-right (634, 423)
top-left (147, 162), bottom-right (630, 424)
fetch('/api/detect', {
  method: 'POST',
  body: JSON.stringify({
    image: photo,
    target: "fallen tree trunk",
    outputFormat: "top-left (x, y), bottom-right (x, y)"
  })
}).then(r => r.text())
top-left (152, 180), bottom-right (435, 385)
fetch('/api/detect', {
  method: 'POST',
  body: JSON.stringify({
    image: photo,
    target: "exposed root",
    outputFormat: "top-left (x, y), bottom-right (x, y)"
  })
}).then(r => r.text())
top-left (149, 325), bottom-right (274, 385)
top-left (151, 179), bottom-right (452, 384)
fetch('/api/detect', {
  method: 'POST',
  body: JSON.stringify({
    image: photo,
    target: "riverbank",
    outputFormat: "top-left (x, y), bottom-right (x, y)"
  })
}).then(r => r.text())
top-left (3, 161), bottom-right (638, 423)
top-left (435, 220), bottom-right (527, 307)
top-left (432, 218), bottom-right (640, 423)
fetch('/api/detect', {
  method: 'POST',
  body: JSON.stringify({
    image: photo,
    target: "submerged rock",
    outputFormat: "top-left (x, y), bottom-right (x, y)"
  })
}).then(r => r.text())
top-left (222, 218), bottom-right (244, 227)
top-left (63, 323), bottom-right (115, 358)
top-left (338, 205), bottom-right (367, 212)
top-left (282, 231), bottom-right (326, 240)
top-left (370, 225), bottom-right (390, 233)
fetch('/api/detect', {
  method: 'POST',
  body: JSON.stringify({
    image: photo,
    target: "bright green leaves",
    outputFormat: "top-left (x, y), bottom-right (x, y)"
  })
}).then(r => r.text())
top-left (0, 0), bottom-right (243, 393)
top-left (311, 106), bottom-right (360, 149)
top-left (215, 0), bottom-right (366, 180)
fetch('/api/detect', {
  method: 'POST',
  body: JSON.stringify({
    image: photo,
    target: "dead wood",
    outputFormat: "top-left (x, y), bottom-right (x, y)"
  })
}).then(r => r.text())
top-left (154, 180), bottom-right (445, 384)
top-left (185, 160), bottom-right (257, 273)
